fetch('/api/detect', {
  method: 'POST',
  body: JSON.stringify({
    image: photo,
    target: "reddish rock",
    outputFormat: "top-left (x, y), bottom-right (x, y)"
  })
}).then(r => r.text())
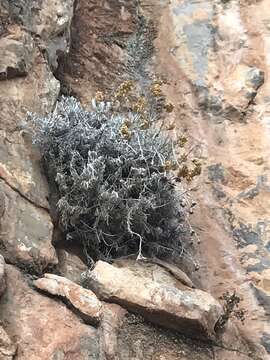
top-left (34, 273), bottom-right (102, 325)
top-left (0, 265), bottom-right (99, 360)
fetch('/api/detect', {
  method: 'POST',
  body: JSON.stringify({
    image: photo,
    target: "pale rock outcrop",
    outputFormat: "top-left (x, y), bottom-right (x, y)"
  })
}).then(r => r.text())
top-left (86, 261), bottom-right (223, 340)
top-left (0, 265), bottom-right (100, 360)
top-left (34, 273), bottom-right (102, 325)
top-left (57, 249), bottom-right (88, 284)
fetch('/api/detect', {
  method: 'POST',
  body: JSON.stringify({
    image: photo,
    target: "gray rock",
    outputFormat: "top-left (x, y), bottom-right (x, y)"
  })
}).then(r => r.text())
top-left (0, 180), bottom-right (58, 272)
top-left (261, 333), bottom-right (270, 354)
top-left (0, 27), bottom-right (34, 79)
top-left (7, 0), bottom-right (74, 70)
top-left (0, 254), bottom-right (6, 296)
top-left (86, 260), bottom-right (223, 340)
top-left (208, 163), bottom-right (225, 183)
top-left (245, 67), bottom-right (264, 89)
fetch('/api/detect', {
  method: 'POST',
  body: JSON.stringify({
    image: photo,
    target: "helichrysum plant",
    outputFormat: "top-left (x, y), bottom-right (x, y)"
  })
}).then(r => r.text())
top-left (28, 82), bottom-right (201, 264)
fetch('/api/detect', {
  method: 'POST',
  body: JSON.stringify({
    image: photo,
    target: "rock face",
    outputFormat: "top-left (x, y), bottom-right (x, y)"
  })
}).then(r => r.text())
top-left (34, 273), bottom-right (102, 325)
top-left (0, 265), bottom-right (99, 360)
top-left (153, 0), bottom-right (270, 355)
top-left (0, 180), bottom-right (57, 271)
top-left (167, 0), bottom-right (265, 118)
top-left (0, 25), bottom-right (34, 79)
top-left (57, 249), bottom-right (88, 284)
top-left (0, 0), bottom-right (269, 358)
top-left (0, 254), bottom-right (5, 297)
top-left (2, 0), bottom-right (74, 70)
top-left (86, 261), bottom-right (223, 340)
top-left (0, 0), bottom-right (74, 273)
top-left (0, 326), bottom-right (17, 360)
top-left (56, 0), bottom-right (137, 102)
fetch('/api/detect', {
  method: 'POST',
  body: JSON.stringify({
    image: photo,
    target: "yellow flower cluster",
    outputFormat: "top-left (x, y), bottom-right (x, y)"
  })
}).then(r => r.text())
top-left (114, 80), bottom-right (134, 100)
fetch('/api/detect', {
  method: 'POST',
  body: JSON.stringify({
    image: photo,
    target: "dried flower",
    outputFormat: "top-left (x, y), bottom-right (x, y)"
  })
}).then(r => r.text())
top-left (164, 102), bottom-right (174, 113)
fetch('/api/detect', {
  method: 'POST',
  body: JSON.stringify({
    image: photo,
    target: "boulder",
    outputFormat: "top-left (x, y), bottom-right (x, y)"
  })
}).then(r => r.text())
top-left (0, 181), bottom-right (57, 271)
top-left (0, 25), bottom-right (34, 79)
top-left (86, 261), bottom-right (223, 340)
top-left (0, 326), bottom-right (17, 360)
top-left (0, 265), bottom-right (100, 360)
top-left (0, 254), bottom-right (6, 297)
top-left (57, 249), bottom-right (88, 284)
top-left (34, 273), bottom-right (102, 325)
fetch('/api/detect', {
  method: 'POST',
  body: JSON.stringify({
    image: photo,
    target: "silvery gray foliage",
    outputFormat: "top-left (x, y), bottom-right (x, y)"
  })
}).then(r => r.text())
top-left (29, 96), bottom-right (188, 263)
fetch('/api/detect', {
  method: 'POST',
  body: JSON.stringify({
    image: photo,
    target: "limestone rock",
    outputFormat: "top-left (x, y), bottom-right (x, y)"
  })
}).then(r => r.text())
top-left (0, 181), bottom-right (57, 271)
top-left (57, 249), bottom-right (88, 284)
top-left (34, 273), bottom-right (102, 325)
top-left (86, 261), bottom-right (223, 340)
top-left (0, 254), bottom-right (6, 297)
top-left (0, 265), bottom-right (100, 360)
top-left (0, 326), bottom-right (17, 360)
top-left (0, 25), bottom-right (34, 79)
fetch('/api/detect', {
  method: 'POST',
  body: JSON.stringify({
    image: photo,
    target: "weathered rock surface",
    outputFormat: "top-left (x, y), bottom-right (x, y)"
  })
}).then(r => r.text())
top-left (56, 0), bottom-right (137, 102)
top-left (0, 326), bottom-right (17, 360)
top-left (0, 0), bottom-right (70, 273)
top-left (0, 265), bottom-right (99, 360)
top-left (0, 25), bottom-right (34, 79)
top-left (167, 0), bottom-right (265, 118)
top-left (34, 273), bottom-right (102, 325)
top-left (0, 180), bottom-right (57, 271)
top-left (86, 260), bottom-right (223, 340)
top-left (2, 0), bottom-right (74, 70)
top-left (0, 56), bottom-right (59, 209)
top-left (0, 254), bottom-right (6, 297)
top-left (153, 0), bottom-right (270, 356)
top-left (99, 303), bottom-right (126, 360)
top-left (57, 249), bottom-right (88, 284)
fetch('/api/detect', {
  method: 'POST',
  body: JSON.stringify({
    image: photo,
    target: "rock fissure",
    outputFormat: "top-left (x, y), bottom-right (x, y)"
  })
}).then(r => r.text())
top-left (0, 173), bottom-right (50, 213)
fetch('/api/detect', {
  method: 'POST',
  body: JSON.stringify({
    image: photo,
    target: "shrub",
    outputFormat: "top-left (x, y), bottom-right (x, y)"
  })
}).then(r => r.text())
top-left (29, 84), bottom-right (200, 264)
